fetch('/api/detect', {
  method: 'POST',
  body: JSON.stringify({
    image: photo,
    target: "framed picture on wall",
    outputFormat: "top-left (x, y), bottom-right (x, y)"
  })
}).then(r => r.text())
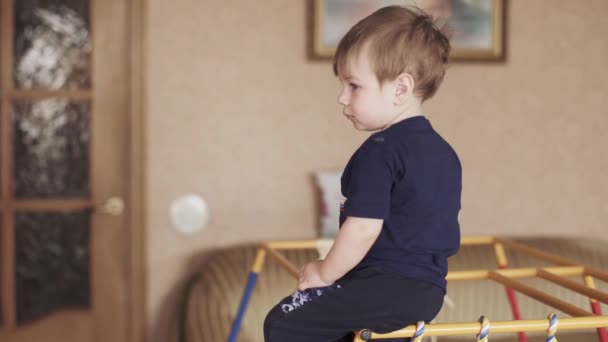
top-left (312, 0), bottom-right (506, 61)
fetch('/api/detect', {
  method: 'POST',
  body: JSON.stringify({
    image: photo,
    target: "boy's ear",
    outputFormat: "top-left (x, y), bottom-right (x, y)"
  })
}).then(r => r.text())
top-left (393, 72), bottom-right (415, 105)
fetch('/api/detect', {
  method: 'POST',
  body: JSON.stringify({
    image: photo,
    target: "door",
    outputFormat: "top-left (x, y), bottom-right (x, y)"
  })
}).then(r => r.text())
top-left (0, 0), bottom-right (138, 341)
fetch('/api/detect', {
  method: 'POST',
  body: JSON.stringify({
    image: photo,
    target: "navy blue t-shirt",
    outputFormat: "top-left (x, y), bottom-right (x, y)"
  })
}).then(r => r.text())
top-left (339, 115), bottom-right (461, 292)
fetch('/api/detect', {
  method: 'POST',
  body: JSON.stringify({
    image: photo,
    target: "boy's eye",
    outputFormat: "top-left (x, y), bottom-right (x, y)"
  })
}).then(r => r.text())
top-left (349, 83), bottom-right (360, 90)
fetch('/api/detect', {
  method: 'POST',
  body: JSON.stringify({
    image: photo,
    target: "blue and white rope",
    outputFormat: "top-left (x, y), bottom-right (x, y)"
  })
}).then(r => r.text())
top-left (546, 313), bottom-right (559, 342)
top-left (412, 321), bottom-right (426, 342)
top-left (476, 315), bottom-right (490, 342)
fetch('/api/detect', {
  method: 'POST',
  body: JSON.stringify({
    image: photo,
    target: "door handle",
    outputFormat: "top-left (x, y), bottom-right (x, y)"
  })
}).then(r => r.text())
top-left (99, 196), bottom-right (125, 216)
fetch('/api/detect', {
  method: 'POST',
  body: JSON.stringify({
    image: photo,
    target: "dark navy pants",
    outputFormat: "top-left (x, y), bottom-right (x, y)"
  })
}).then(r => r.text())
top-left (264, 267), bottom-right (444, 342)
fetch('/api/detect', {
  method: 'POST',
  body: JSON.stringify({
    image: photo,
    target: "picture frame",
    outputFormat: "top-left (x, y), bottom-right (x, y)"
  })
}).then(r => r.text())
top-left (312, 0), bottom-right (506, 61)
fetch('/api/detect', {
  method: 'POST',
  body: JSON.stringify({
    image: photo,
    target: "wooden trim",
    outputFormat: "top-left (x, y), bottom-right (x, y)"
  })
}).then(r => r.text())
top-left (87, 3), bottom-right (96, 338)
top-left (128, 0), bottom-right (147, 340)
top-left (88, 0), bottom-right (94, 96)
top-left (89, 0), bottom-right (132, 340)
top-left (89, 0), bottom-right (95, 205)
top-left (1, 0), bottom-right (16, 328)
top-left (0, 214), bottom-right (15, 329)
top-left (10, 199), bottom-right (93, 211)
top-left (88, 8), bottom-right (96, 338)
top-left (10, 90), bottom-right (92, 100)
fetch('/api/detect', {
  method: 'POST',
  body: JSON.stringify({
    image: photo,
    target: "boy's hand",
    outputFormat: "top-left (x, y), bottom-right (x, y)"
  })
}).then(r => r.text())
top-left (297, 260), bottom-right (333, 290)
top-left (296, 218), bottom-right (382, 291)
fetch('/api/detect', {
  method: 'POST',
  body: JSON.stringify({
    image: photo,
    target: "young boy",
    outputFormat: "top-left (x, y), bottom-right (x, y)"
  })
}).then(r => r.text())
top-left (264, 5), bottom-right (461, 342)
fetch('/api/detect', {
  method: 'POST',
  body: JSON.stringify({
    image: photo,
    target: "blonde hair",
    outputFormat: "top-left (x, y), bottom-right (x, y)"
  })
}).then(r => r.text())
top-left (333, 5), bottom-right (451, 101)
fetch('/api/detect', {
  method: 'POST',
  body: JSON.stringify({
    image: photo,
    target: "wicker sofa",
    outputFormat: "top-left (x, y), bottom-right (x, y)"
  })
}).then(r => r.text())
top-left (183, 237), bottom-right (608, 342)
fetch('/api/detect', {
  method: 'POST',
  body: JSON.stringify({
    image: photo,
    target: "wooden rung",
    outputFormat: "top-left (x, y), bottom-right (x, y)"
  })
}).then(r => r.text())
top-left (493, 242), bottom-right (508, 266)
top-left (583, 268), bottom-right (608, 284)
top-left (495, 238), bottom-right (578, 266)
top-left (489, 271), bottom-right (593, 317)
top-left (496, 238), bottom-right (608, 283)
top-left (261, 244), bottom-right (300, 278)
top-left (266, 240), bottom-right (319, 250)
top-left (359, 316), bottom-right (608, 339)
top-left (461, 236), bottom-right (495, 245)
top-left (447, 270), bottom-right (490, 280)
top-left (447, 266), bottom-right (584, 281)
top-left (538, 269), bottom-right (608, 305)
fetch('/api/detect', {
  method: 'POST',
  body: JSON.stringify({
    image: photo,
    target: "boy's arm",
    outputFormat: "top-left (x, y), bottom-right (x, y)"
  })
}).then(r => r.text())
top-left (297, 217), bottom-right (382, 290)
top-left (319, 216), bottom-right (383, 283)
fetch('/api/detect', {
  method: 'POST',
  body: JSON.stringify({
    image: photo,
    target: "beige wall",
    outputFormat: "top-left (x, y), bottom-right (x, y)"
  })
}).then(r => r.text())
top-left (145, 0), bottom-right (608, 339)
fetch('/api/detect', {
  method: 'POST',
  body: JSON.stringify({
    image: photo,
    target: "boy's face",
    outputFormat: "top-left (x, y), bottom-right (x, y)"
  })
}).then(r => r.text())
top-left (336, 46), bottom-right (398, 132)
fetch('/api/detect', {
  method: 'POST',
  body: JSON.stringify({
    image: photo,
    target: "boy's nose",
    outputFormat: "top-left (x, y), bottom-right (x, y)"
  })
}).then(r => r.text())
top-left (337, 91), bottom-right (348, 106)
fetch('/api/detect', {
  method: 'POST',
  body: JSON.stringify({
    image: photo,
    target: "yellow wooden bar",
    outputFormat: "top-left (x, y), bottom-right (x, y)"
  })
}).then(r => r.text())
top-left (491, 239), bottom-right (527, 341)
top-left (493, 242), bottom-right (508, 266)
top-left (537, 269), bottom-right (608, 305)
top-left (261, 244), bottom-right (300, 278)
top-left (447, 270), bottom-right (490, 280)
top-left (584, 276), bottom-right (599, 304)
top-left (251, 248), bottom-right (267, 273)
top-left (447, 266), bottom-right (584, 281)
top-left (540, 266), bottom-right (585, 276)
top-left (584, 268), bottom-right (608, 284)
top-left (496, 238), bottom-right (577, 266)
top-left (266, 240), bottom-right (320, 250)
top-left (582, 275), bottom-right (608, 341)
top-left (355, 316), bottom-right (608, 339)
top-left (496, 238), bottom-right (608, 283)
top-left (489, 271), bottom-right (593, 317)
top-left (461, 236), bottom-right (495, 245)
top-left (267, 237), bottom-right (496, 249)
